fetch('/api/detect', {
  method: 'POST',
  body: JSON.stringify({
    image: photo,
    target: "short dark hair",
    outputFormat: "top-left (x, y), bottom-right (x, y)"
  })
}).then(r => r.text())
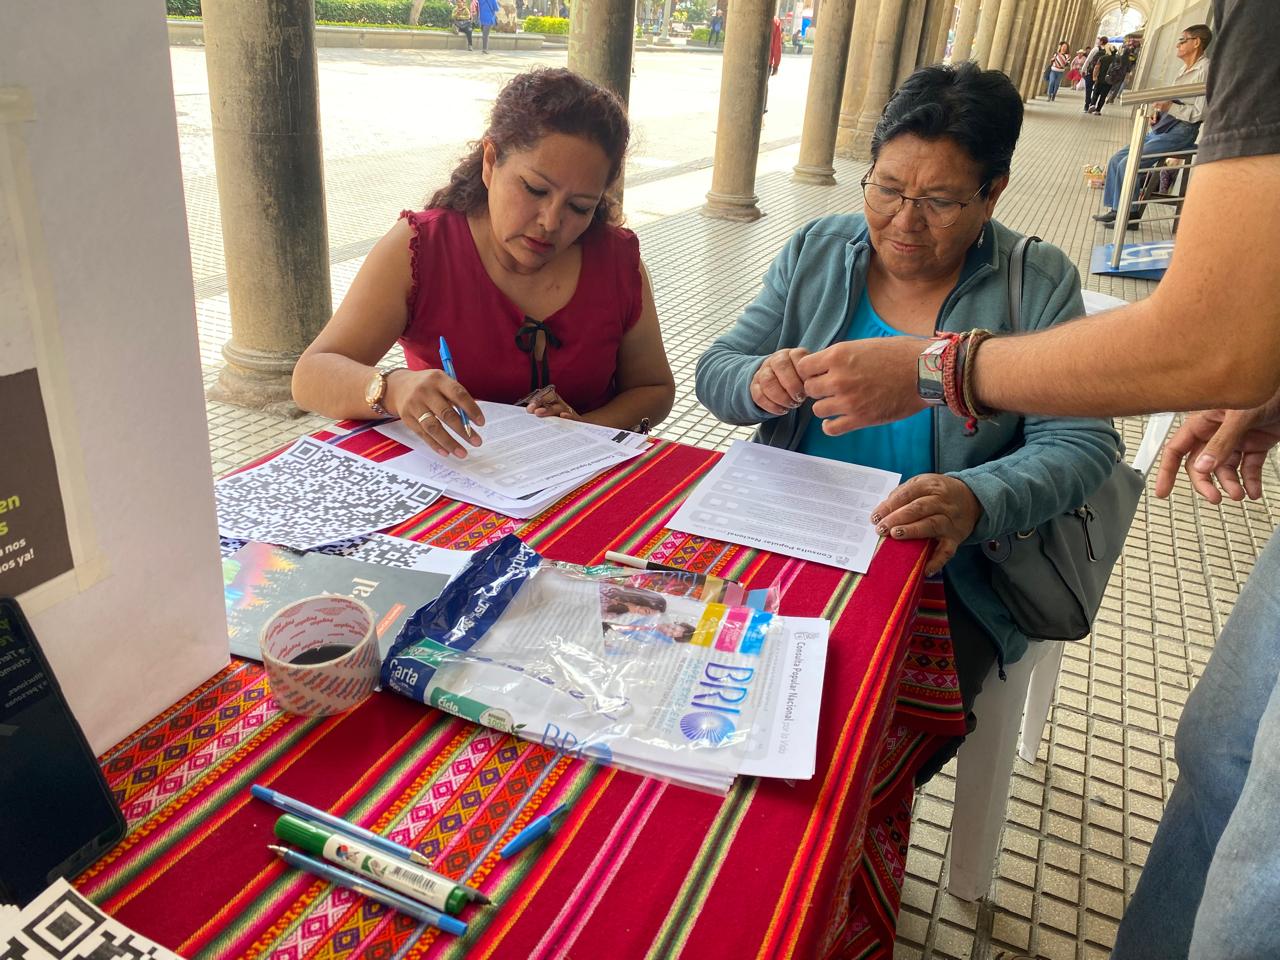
top-left (1183, 23), bottom-right (1212, 52)
top-left (870, 63), bottom-right (1023, 190)
top-left (429, 68), bottom-right (630, 225)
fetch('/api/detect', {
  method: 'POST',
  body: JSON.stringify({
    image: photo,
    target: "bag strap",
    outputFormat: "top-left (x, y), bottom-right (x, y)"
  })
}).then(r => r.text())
top-left (1007, 234), bottom-right (1041, 333)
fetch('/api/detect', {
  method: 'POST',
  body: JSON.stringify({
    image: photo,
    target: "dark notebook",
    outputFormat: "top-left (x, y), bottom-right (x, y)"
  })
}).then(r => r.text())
top-left (223, 541), bottom-right (453, 661)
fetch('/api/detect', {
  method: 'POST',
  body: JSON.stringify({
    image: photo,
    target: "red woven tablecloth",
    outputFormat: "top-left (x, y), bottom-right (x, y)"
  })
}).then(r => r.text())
top-left (78, 435), bottom-right (964, 959)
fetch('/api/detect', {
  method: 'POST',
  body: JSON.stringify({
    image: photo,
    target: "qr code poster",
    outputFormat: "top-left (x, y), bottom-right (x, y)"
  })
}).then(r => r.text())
top-left (0, 880), bottom-right (183, 960)
top-left (215, 437), bottom-right (442, 551)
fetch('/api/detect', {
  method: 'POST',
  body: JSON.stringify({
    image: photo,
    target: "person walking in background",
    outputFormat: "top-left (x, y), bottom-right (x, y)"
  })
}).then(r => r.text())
top-left (1087, 44), bottom-right (1117, 113)
top-left (478, 0), bottom-right (499, 52)
top-left (709, 8), bottom-right (723, 46)
top-left (1081, 35), bottom-right (1107, 111)
top-left (451, 0), bottom-right (474, 50)
top-left (1107, 36), bottom-right (1141, 103)
top-left (1047, 40), bottom-right (1070, 101)
top-left (1068, 48), bottom-right (1086, 88)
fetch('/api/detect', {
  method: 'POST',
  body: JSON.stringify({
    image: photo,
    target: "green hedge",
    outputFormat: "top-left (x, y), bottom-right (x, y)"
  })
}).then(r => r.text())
top-left (523, 15), bottom-right (568, 34)
top-left (691, 26), bottom-right (724, 42)
top-left (166, 0), bottom-right (453, 27)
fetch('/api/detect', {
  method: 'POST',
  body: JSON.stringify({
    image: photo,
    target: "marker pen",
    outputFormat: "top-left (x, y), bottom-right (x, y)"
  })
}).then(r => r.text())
top-left (274, 814), bottom-right (478, 914)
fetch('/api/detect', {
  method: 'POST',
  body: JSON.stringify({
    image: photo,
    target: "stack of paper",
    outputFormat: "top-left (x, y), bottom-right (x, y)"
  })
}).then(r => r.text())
top-left (382, 535), bottom-right (829, 793)
top-left (669, 440), bottom-right (900, 574)
top-left (376, 401), bottom-right (648, 518)
top-left (1, 879), bottom-right (185, 959)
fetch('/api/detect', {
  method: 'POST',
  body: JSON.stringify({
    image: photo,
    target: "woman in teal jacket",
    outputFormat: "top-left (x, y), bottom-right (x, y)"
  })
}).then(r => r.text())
top-left (695, 63), bottom-right (1120, 771)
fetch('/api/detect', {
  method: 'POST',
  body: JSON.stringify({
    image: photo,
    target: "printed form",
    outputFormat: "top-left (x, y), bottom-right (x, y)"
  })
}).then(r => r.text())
top-left (668, 440), bottom-right (900, 574)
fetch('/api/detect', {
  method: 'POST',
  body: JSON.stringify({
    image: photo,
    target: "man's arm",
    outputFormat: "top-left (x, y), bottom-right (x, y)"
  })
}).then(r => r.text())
top-left (972, 154), bottom-right (1280, 417)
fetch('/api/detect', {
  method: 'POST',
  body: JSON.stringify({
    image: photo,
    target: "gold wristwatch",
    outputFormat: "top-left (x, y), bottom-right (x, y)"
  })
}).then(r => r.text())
top-left (364, 367), bottom-right (404, 416)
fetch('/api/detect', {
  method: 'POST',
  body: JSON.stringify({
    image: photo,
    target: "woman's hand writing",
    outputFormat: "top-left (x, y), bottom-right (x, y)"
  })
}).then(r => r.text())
top-left (387, 369), bottom-right (485, 458)
top-left (870, 474), bottom-right (983, 575)
top-left (749, 348), bottom-right (810, 416)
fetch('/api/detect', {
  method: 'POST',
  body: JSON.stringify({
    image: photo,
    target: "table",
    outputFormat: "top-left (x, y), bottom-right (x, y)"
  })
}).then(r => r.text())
top-left (77, 434), bottom-right (965, 959)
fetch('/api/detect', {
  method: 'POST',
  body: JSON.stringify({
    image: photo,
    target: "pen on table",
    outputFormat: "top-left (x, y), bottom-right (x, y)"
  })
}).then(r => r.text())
top-left (268, 845), bottom-right (468, 936)
top-left (251, 784), bottom-right (440, 872)
top-left (274, 814), bottom-right (488, 912)
top-left (437, 336), bottom-right (473, 437)
top-left (603, 551), bottom-right (688, 575)
top-left (499, 803), bottom-right (571, 859)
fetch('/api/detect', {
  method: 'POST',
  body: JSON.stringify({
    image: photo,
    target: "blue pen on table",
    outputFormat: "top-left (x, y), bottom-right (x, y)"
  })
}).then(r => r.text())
top-left (268, 845), bottom-right (468, 936)
top-left (499, 803), bottom-right (571, 859)
top-left (252, 785), bottom-right (490, 903)
top-left (438, 336), bottom-right (473, 437)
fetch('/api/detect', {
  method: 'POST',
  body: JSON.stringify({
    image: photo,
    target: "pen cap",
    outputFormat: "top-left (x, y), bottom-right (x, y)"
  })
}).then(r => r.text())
top-left (274, 814), bottom-right (330, 856)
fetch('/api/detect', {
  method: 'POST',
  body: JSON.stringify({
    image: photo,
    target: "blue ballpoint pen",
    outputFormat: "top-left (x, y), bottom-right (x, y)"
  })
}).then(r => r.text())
top-left (499, 803), bottom-right (571, 859)
top-left (438, 336), bottom-right (473, 437)
top-left (269, 845), bottom-right (468, 936)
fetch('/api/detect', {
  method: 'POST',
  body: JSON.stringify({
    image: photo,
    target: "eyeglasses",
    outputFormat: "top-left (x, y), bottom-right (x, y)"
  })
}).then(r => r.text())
top-left (860, 176), bottom-right (990, 228)
top-left (1176, 37), bottom-right (1192, 45)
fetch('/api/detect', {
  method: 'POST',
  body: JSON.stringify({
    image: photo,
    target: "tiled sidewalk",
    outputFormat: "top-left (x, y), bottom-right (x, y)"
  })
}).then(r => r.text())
top-left (191, 78), bottom-right (1279, 959)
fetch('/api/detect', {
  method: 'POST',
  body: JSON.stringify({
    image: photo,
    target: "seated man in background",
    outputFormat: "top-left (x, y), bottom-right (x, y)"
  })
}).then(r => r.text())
top-left (1093, 23), bottom-right (1210, 226)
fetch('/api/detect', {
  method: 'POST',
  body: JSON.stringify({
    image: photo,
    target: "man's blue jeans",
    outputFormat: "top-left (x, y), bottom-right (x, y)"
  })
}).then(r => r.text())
top-left (1102, 122), bottom-right (1199, 210)
top-left (1111, 531), bottom-right (1280, 959)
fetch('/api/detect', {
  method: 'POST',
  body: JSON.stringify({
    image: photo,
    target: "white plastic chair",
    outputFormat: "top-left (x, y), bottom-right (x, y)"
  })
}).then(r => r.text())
top-left (946, 412), bottom-right (1175, 902)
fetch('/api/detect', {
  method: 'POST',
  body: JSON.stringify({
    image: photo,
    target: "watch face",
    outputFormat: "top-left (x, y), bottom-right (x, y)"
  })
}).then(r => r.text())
top-left (917, 340), bottom-right (948, 404)
top-left (365, 372), bottom-right (384, 406)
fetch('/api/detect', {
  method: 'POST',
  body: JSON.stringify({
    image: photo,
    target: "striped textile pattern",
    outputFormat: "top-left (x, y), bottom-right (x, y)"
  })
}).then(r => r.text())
top-left (78, 435), bottom-right (964, 959)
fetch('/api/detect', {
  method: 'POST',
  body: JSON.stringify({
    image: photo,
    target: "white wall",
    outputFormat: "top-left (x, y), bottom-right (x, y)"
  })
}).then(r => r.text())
top-left (0, 1), bottom-right (228, 752)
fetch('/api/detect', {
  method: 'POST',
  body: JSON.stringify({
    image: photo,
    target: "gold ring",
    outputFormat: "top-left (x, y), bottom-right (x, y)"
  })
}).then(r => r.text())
top-left (417, 411), bottom-right (437, 425)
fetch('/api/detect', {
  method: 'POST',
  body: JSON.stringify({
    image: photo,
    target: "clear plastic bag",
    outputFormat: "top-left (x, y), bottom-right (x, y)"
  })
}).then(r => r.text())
top-left (382, 536), bottom-right (784, 791)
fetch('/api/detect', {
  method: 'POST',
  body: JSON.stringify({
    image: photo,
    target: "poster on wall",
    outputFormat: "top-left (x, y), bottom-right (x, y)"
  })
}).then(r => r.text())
top-left (0, 368), bottom-right (75, 596)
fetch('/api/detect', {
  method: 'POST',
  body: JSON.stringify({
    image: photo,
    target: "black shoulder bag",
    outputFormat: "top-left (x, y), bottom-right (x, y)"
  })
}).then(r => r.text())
top-left (978, 236), bottom-right (1145, 641)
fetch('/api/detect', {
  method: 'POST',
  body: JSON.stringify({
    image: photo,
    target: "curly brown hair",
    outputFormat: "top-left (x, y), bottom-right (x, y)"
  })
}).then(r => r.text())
top-left (428, 68), bottom-right (630, 226)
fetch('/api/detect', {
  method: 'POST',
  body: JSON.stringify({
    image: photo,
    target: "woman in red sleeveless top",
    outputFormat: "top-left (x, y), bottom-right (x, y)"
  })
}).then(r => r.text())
top-left (292, 69), bottom-right (675, 459)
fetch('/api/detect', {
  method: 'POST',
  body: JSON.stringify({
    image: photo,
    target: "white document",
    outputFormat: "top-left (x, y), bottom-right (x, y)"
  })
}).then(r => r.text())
top-left (1082, 289), bottom-right (1130, 316)
top-left (377, 401), bottom-right (643, 499)
top-left (738, 617), bottom-right (829, 779)
top-left (0, 879), bottom-right (185, 959)
top-left (668, 440), bottom-right (900, 574)
top-left (215, 437), bottom-right (443, 550)
top-left (350, 534), bottom-right (473, 578)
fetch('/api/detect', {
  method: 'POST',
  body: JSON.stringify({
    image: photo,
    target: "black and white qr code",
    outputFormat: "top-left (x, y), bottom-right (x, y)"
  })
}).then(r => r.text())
top-left (215, 437), bottom-right (442, 550)
top-left (0, 886), bottom-right (180, 960)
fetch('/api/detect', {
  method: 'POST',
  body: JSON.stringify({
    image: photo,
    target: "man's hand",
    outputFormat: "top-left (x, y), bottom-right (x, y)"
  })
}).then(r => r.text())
top-left (1154, 397), bottom-right (1280, 503)
top-left (796, 337), bottom-right (926, 434)
top-left (870, 474), bottom-right (983, 576)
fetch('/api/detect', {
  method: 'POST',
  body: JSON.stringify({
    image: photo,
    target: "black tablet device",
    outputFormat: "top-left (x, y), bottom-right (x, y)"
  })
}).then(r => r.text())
top-left (0, 596), bottom-right (127, 905)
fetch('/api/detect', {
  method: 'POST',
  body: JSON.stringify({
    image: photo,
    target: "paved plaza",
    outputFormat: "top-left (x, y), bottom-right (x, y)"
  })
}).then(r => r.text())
top-left (175, 44), bottom-right (1280, 960)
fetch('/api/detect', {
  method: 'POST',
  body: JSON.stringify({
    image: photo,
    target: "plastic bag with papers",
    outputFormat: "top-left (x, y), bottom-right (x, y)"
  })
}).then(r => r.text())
top-left (381, 535), bottom-right (827, 793)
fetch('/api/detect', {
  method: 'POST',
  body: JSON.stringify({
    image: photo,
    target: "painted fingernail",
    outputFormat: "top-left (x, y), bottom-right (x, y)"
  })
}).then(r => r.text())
top-left (870, 513), bottom-right (881, 524)
top-left (892, 527), bottom-right (904, 538)
top-left (793, 394), bottom-right (804, 404)
top-left (876, 525), bottom-right (888, 537)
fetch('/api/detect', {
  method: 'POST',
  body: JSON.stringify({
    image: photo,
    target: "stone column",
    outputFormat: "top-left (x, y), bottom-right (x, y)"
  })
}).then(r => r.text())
top-left (703, 0), bottom-right (776, 219)
top-left (203, 0), bottom-right (331, 413)
top-left (917, 0), bottom-right (951, 67)
top-left (834, 0), bottom-right (881, 157)
top-left (1028, 0), bottom-right (1068, 96)
top-left (793, 0), bottom-right (858, 184)
top-left (656, 0), bottom-right (674, 43)
top-left (972, 1), bottom-right (1001, 67)
top-left (895, 0), bottom-right (930, 86)
top-left (950, 0), bottom-right (981, 62)
top-left (847, 0), bottom-right (909, 159)
top-left (568, 0), bottom-right (634, 102)
top-left (1016, 0), bottom-right (1051, 97)
top-left (1000, 0), bottom-right (1028, 70)
top-left (929, 0), bottom-right (954, 62)
top-left (986, 0), bottom-right (1019, 72)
